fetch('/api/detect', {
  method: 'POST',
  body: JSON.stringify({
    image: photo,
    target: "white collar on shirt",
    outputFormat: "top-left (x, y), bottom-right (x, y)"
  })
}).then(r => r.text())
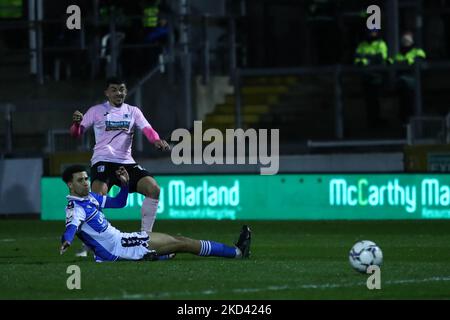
top-left (66, 194), bottom-right (91, 201)
top-left (105, 101), bottom-right (126, 109)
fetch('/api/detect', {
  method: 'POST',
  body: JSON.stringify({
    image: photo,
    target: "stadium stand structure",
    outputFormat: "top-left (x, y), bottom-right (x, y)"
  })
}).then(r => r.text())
top-left (198, 69), bottom-right (450, 154)
top-left (2, 68), bottom-right (450, 157)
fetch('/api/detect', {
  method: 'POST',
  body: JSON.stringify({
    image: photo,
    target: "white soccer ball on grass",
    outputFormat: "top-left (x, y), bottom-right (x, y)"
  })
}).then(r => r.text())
top-left (349, 240), bottom-right (383, 273)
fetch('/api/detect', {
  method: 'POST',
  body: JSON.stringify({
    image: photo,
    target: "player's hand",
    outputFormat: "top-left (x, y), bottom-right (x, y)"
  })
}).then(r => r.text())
top-left (154, 139), bottom-right (170, 151)
top-left (115, 166), bottom-right (129, 185)
top-left (72, 110), bottom-right (83, 123)
top-left (60, 241), bottom-right (71, 255)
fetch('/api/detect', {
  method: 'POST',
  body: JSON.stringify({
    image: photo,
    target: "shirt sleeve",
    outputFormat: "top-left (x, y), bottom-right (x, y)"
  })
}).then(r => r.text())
top-left (69, 122), bottom-right (84, 138)
top-left (90, 192), bottom-right (107, 208)
top-left (80, 106), bottom-right (97, 130)
top-left (104, 185), bottom-right (129, 208)
top-left (134, 107), bottom-right (151, 130)
top-left (62, 205), bottom-right (86, 243)
top-left (65, 205), bottom-right (86, 228)
top-left (61, 224), bottom-right (77, 244)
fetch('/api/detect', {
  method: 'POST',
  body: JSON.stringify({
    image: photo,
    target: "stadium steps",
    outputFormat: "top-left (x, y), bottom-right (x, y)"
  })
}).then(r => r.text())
top-left (201, 76), bottom-right (299, 134)
top-left (253, 76), bottom-right (337, 142)
top-left (199, 74), bottom-right (342, 144)
top-left (241, 75), bottom-right (299, 86)
top-left (340, 71), bottom-right (450, 139)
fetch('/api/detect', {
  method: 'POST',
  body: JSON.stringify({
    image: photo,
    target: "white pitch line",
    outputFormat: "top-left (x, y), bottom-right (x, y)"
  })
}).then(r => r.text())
top-left (105, 276), bottom-right (450, 300)
top-left (386, 276), bottom-right (450, 285)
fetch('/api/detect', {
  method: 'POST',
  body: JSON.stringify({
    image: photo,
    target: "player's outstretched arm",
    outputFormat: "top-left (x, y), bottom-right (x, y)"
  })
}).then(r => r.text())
top-left (60, 224), bottom-right (77, 254)
top-left (142, 126), bottom-right (170, 151)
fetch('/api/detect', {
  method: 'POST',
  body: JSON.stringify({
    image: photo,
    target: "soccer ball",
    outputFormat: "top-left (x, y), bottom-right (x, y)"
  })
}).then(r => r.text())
top-left (349, 240), bottom-right (383, 273)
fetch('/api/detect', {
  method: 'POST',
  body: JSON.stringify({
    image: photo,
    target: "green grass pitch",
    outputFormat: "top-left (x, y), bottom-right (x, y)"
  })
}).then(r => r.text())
top-left (1, 219), bottom-right (450, 299)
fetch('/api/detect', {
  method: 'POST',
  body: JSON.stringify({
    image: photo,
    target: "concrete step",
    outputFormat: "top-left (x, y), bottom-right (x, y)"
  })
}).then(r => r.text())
top-left (241, 85), bottom-right (290, 95)
top-left (214, 104), bottom-right (270, 114)
top-left (204, 114), bottom-right (261, 125)
top-left (242, 76), bottom-right (299, 86)
top-left (197, 123), bottom-right (336, 142)
top-left (267, 102), bottom-right (333, 113)
top-left (224, 94), bottom-right (280, 105)
top-left (258, 116), bottom-right (335, 129)
top-left (277, 91), bottom-right (335, 105)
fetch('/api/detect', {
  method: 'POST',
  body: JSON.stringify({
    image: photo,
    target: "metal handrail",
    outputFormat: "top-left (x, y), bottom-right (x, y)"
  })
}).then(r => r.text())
top-left (307, 139), bottom-right (407, 148)
top-left (1, 103), bottom-right (15, 155)
top-left (125, 53), bottom-right (170, 153)
top-left (234, 61), bottom-right (450, 140)
top-left (45, 128), bottom-right (92, 153)
top-left (307, 111), bottom-right (450, 149)
top-left (0, 13), bottom-right (244, 29)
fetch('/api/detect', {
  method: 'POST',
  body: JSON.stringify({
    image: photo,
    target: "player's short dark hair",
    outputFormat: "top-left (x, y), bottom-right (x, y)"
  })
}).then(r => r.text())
top-left (106, 77), bottom-right (126, 89)
top-left (62, 165), bottom-right (88, 183)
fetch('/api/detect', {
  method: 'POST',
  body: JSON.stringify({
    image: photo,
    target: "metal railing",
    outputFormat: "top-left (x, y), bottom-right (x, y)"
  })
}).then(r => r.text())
top-left (233, 61), bottom-right (450, 148)
top-left (307, 111), bottom-right (450, 150)
top-left (6, 5), bottom-right (243, 154)
top-left (2, 6), bottom-right (242, 85)
top-left (43, 53), bottom-right (168, 154)
top-left (45, 128), bottom-right (93, 153)
top-left (1, 103), bottom-right (15, 155)
top-left (406, 115), bottom-right (448, 145)
top-left (126, 54), bottom-right (169, 153)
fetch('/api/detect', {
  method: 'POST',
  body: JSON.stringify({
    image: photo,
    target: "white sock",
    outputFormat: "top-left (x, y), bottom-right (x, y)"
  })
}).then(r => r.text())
top-left (141, 197), bottom-right (159, 233)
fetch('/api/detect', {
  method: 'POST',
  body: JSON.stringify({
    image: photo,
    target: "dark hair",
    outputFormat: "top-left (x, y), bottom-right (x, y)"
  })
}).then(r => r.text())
top-left (62, 165), bottom-right (88, 183)
top-left (106, 77), bottom-right (126, 89)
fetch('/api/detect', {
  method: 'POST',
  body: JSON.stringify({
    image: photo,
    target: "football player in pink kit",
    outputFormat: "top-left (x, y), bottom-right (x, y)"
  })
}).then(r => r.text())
top-left (70, 77), bottom-right (170, 256)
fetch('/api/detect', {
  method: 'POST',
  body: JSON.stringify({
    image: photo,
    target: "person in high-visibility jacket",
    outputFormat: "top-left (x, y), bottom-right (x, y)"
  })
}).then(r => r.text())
top-left (354, 30), bottom-right (388, 67)
top-left (389, 31), bottom-right (426, 122)
top-left (389, 32), bottom-right (426, 66)
top-left (354, 29), bottom-right (389, 128)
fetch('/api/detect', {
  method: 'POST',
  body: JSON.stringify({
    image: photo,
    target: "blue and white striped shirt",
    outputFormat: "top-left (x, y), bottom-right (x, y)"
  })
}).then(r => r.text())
top-left (62, 186), bottom-right (128, 261)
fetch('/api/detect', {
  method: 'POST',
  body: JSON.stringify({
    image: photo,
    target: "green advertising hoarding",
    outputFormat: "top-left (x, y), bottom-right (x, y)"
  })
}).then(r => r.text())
top-left (41, 174), bottom-right (450, 220)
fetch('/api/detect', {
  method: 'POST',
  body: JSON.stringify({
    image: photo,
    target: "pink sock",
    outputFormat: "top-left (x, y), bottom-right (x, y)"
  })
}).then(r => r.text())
top-left (141, 197), bottom-right (159, 232)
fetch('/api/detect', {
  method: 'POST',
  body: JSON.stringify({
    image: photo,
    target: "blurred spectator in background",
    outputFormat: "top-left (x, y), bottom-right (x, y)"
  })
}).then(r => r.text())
top-left (389, 31), bottom-right (426, 123)
top-left (145, 15), bottom-right (169, 46)
top-left (99, 5), bottom-right (128, 78)
top-left (45, 13), bottom-right (80, 81)
top-left (48, 28), bottom-right (75, 81)
top-left (354, 29), bottom-right (388, 128)
top-left (100, 30), bottom-right (126, 78)
top-left (145, 14), bottom-right (169, 67)
top-left (142, 12), bottom-right (170, 71)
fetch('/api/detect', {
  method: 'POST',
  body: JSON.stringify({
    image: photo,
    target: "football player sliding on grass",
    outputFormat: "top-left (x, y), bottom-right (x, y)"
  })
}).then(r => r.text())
top-left (59, 165), bottom-right (251, 262)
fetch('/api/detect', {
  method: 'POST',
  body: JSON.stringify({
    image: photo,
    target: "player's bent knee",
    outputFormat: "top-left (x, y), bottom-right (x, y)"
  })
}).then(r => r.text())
top-left (139, 178), bottom-right (160, 199)
top-left (152, 184), bottom-right (161, 198)
top-left (146, 184), bottom-right (160, 199)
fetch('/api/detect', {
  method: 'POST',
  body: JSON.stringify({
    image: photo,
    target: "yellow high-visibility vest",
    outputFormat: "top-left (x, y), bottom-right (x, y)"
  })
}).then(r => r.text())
top-left (143, 7), bottom-right (159, 28)
top-left (0, 0), bottom-right (22, 18)
top-left (354, 40), bottom-right (388, 66)
top-left (389, 48), bottom-right (426, 66)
